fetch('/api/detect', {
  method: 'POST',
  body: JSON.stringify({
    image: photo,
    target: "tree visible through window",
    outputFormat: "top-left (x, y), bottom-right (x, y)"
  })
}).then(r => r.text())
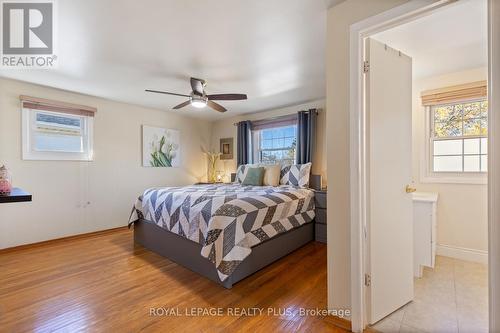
top-left (255, 125), bottom-right (297, 165)
top-left (431, 100), bottom-right (488, 172)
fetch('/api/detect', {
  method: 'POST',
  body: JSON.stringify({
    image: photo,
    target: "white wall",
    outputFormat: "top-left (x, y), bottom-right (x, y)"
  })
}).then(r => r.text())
top-left (326, 0), bottom-right (412, 314)
top-left (0, 78), bottom-right (211, 249)
top-left (210, 100), bottom-right (327, 184)
top-left (413, 67), bottom-right (488, 253)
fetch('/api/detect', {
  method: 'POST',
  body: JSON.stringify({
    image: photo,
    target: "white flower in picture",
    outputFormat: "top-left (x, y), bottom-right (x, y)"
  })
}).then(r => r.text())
top-left (142, 125), bottom-right (180, 167)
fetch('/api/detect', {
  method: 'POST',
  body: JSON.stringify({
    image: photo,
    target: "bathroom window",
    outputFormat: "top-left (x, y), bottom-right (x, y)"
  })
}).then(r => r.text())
top-left (421, 81), bottom-right (488, 184)
top-left (430, 100), bottom-right (487, 173)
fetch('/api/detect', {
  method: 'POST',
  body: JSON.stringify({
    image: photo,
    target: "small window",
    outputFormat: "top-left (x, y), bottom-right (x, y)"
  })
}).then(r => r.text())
top-left (21, 97), bottom-right (94, 161)
top-left (253, 125), bottom-right (297, 165)
top-left (430, 100), bottom-right (487, 173)
top-left (33, 112), bottom-right (85, 153)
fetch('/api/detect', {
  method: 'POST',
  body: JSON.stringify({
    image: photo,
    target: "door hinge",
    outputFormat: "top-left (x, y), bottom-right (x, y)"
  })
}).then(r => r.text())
top-left (364, 274), bottom-right (371, 287)
top-left (363, 61), bottom-right (370, 73)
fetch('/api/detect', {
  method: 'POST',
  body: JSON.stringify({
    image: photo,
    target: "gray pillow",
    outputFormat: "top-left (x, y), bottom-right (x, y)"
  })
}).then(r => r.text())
top-left (241, 167), bottom-right (265, 186)
top-left (235, 164), bottom-right (255, 183)
top-left (280, 162), bottom-right (312, 187)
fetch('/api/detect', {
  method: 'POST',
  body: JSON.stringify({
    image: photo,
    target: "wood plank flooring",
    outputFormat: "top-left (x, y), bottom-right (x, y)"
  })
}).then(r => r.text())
top-left (0, 228), bottom-right (348, 332)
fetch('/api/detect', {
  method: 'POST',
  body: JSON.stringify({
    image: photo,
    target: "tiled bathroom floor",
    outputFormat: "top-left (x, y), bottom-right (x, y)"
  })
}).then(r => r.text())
top-left (372, 256), bottom-right (488, 333)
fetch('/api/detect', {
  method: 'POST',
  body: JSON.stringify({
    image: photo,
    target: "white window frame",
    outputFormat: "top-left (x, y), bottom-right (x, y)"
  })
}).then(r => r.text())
top-left (22, 108), bottom-right (94, 161)
top-left (252, 125), bottom-right (297, 165)
top-left (420, 99), bottom-right (487, 185)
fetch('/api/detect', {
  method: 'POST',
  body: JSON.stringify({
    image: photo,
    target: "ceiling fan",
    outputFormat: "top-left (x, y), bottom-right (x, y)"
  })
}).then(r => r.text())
top-left (146, 77), bottom-right (247, 113)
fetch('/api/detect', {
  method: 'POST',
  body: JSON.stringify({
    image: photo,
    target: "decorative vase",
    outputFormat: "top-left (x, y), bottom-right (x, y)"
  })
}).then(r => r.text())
top-left (0, 165), bottom-right (12, 196)
top-left (206, 152), bottom-right (221, 183)
top-left (209, 166), bottom-right (217, 183)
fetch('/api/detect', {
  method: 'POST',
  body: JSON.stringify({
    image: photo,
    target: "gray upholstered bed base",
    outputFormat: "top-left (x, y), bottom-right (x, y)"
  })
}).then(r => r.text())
top-left (134, 219), bottom-right (314, 289)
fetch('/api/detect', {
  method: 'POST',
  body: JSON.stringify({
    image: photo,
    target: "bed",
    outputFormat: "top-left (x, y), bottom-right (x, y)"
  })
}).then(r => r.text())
top-left (128, 174), bottom-right (321, 288)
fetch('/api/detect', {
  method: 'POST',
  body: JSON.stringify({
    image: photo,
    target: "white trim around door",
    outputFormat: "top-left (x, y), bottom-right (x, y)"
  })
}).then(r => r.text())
top-left (488, 0), bottom-right (500, 331)
top-left (348, 0), bottom-right (499, 331)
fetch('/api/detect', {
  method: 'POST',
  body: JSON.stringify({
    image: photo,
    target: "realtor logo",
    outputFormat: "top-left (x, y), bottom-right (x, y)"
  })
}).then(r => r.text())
top-left (1, 0), bottom-right (56, 68)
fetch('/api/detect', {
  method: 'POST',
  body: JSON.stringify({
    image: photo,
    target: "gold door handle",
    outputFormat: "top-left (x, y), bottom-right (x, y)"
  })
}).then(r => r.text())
top-left (406, 185), bottom-right (416, 193)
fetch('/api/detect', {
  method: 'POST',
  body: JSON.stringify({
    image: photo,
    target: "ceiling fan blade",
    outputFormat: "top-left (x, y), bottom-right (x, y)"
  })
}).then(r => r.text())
top-left (207, 94), bottom-right (247, 101)
top-left (207, 100), bottom-right (227, 113)
top-left (173, 100), bottom-right (191, 109)
top-left (190, 77), bottom-right (205, 96)
top-left (145, 89), bottom-right (190, 98)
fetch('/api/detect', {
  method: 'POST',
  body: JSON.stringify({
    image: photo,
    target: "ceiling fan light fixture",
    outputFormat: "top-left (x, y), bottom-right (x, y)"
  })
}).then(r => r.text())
top-left (145, 77), bottom-right (246, 113)
top-left (190, 95), bottom-right (207, 108)
top-left (191, 100), bottom-right (207, 108)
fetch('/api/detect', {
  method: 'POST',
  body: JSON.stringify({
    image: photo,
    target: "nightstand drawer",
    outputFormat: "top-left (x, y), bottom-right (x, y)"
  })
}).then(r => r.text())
top-left (315, 208), bottom-right (327, 224)
top-left (315, 223), bottom-right (327, 243)
top-left (314, 191), bottom-right (327, 209)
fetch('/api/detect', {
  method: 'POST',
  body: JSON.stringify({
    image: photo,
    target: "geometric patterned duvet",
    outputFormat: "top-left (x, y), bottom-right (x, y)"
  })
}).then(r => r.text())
top-left (128, 183), bottom-right (315, 281)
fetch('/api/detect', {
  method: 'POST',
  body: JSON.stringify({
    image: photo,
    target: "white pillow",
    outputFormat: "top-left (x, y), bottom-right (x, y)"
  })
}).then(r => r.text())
top-left (259, 164), bottom-right (280, 186)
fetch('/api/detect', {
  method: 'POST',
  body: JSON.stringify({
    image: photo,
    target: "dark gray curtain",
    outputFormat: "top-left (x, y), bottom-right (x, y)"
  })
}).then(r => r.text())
top-left (237, 120), bottom-right (252, 166)
top-left (296, 109), bottom-right (317, 164)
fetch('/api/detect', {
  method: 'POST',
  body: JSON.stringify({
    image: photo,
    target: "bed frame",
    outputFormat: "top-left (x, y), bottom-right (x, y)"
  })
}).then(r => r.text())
top-left (133, 174), bottom-right (322, 289)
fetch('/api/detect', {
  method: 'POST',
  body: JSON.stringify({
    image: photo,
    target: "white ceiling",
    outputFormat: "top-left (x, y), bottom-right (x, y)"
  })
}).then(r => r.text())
top-left (0, 0), bottom-right (332, 120)
top-left (373, 0), bottom-right (487, 79)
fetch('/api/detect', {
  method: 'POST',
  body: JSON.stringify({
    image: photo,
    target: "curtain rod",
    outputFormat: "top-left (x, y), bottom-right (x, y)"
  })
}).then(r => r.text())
top-left (232, 109), bottom-right (319, 126)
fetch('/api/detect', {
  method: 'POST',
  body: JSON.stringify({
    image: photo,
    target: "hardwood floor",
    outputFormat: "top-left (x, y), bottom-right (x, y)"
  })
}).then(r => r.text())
top-left (0, 228), bottom-right (348, 332)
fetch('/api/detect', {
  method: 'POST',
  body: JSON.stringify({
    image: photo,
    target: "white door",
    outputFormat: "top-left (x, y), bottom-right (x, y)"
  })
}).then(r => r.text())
top-left (366, 38), bottom-right (414, 324)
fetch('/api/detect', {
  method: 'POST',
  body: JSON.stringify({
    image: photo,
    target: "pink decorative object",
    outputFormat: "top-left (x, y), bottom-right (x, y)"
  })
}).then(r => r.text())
top-left (0, 165), bottom-right (12, 196)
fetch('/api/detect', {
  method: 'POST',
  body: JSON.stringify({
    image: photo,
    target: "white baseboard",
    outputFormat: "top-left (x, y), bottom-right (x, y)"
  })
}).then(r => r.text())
top-left (436, 244), bottom-right (488, 265)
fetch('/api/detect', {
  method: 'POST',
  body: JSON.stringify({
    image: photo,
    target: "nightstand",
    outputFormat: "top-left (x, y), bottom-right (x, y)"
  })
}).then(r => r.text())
top-left (314, 189), bottom-right (327, 243)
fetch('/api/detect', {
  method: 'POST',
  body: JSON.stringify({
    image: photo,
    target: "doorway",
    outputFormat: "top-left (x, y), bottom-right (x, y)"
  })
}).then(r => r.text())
top-left (367, 2), bottom-right (488, 331)
top-left (347, 0), bottom-right (498, 332)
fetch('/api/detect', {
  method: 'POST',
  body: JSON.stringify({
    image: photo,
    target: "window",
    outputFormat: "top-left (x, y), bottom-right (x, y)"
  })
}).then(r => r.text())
top-left (420, 81), bottom-right (488, 184)
top-left (253, 125), bottom-right (297, 165)
top-left (21, 96), bottom-right (95, 161)
top-left (430, 100), bottom-right (488, 173)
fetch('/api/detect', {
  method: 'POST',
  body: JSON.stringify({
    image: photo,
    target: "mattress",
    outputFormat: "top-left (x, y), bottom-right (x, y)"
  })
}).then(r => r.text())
top-left (129, 183), bottom-right (315, 281)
